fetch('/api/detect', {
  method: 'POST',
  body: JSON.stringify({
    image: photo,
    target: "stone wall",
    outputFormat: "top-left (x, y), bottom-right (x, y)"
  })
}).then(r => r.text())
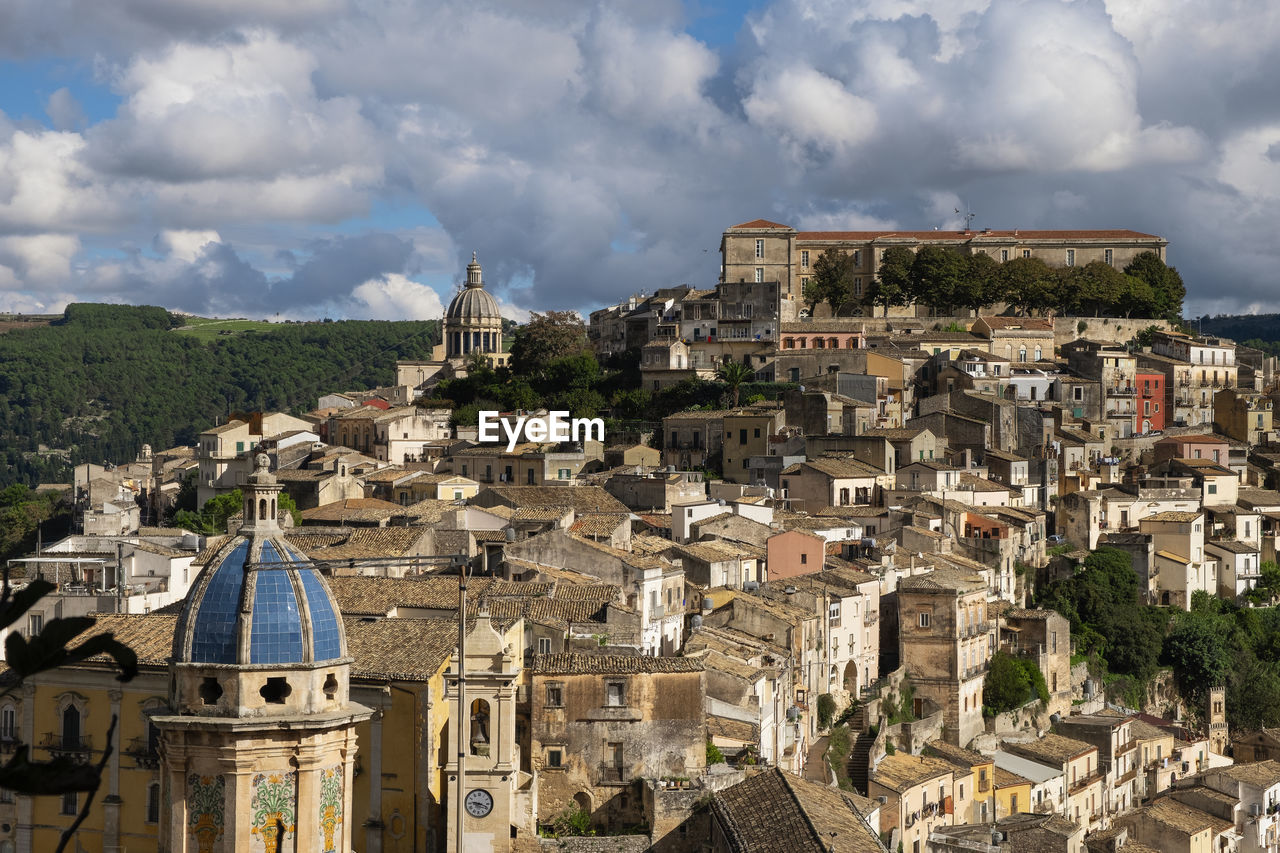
top-left (984, 699), bottom-right (1052, 736)
top-left (538, 837), bottom-right (652, 853)
top-left (1054, 317), bottom-right (1175, 349)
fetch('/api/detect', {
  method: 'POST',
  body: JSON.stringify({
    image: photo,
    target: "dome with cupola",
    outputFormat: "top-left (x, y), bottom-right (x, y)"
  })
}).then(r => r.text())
top-left (445, 251), bottom-right (502, 323)
top-left (444, 252), bottom-right (504, 362)
top-left (172, 453), bottom-right (346, 667)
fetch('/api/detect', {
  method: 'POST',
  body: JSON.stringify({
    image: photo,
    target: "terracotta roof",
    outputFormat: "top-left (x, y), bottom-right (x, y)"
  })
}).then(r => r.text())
top-left (79, 613), bottom-right (178, 666)
top-left (551, 583), bottom-right (621, 602)
top-left (707, 715), bottom-right (759, 744)
top-left (201, 419), bottom-right (248, 435)
top-left (272, 468), bottom-right (333, 482)
top-left (569, 513), bottom-right (629, 537)
top-left (977, 316), bottom-right (1055, 331)
top-left (795, 228), bottom-right (1161, 242)
top-left (514, 506), bottom-right (573, 522)
top-left (394, 499), bottom-right (455, 523)
top-left (1139, 797), bottom-right (1234, 836)
top-left (480, 485), bottom-right (629, 514)
top-left (364, 466), bottom-right (423, 481)
top-left (1216, 759), bottom-right (1280, 788)
top-left (925, 740), bottom-right (990, 769)
top-left (344, 616), bottom-right (459, 680)
top-left (728, 219), bottom-right (794, 230)
top-left (300, 498), bottom-right (401, 523)
top-left (71, 612), bottom-right (469, 684)
top-left (898, 566), bottom-right (987, 594)
top-left (711, 767), bottom-right (883, 853)
top-left (530, 653), bottom-right (703, 675)
top-left (328, 576), bottom-right (557, 616)
top-left (1002, 733), bottom-right (1095, 766)
top-left (871, 752), bottom-right (957, 792)
top-left (300, 527), bottom-right (428, 560)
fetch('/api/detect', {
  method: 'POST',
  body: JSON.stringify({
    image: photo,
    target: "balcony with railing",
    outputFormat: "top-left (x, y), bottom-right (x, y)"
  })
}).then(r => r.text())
top-left (1115, 767), bottom-right (1138, 786)
top-left (596, 765), bottom-right (628, 785)
top-left (39, 733), bottom-right (92, 762)
top-left (124, 737), bottom-right (160, 769)
top-left (0, 735), bottom-right (20, 755)
top-left (1068, 769), bottom-right (1104, 795)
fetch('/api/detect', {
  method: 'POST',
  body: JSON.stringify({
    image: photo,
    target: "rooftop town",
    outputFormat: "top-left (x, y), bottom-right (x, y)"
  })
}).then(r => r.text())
top-left (5, 221), bottom-right (1280, 853)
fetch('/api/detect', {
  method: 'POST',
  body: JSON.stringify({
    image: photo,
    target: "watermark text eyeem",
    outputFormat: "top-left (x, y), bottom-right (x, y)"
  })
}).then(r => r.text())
top-left (477, 410), bottom-right (605, 452)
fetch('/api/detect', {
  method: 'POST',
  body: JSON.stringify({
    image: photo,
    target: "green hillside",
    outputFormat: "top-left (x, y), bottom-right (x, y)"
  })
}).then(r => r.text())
top-left (0, 304), bottom-right (439, 487)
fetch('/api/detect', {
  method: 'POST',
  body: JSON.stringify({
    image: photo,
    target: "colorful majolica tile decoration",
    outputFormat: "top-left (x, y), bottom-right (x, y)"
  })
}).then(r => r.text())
top-left (250, 771), bottom-right (298, 853)
top-left (319, 765), bottom-right (344, 853)
top-left (187, 774), bottom-right (225, 853)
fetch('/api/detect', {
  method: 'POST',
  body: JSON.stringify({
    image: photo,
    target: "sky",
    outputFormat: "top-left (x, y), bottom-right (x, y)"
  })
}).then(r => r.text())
top-left (0, 0), bottom-right (1278, 321)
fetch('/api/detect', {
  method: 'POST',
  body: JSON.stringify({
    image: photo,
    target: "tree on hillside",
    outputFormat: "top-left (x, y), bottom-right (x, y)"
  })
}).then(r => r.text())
top-left (957, 252), bottom-right (1001, 313)
top-left (1067, 261), bottom-right (1130, 316)
top-left (717, 360), bottom-right (755, 407)
top-left (997, 256), bottom-right (1057, 316)
top-left (806, 250), bottom-right (860, 315)
top-left (1038, 546), bottom-right (1162, 679)
top-left (909, 246), bottom-right (968, 314)
top-left (1164, 615), bottom-right (1231, 703)
top-left (1125, 252), bottom-right (1186, 321)
top-left (869, 247), bottom-right (915, 317)
top-left (984, 651), bottom-right (1050, 714)
top-left (510, 311), bottom-right (590, 379)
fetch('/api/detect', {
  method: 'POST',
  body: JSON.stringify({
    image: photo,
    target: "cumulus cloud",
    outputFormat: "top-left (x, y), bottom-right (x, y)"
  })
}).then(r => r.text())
top-left (351, 273), bottom-right (444, 320)
top-left (0, 0), bottom-right (1275, 315)
top-left (45, 88), bottom-right (86, 131)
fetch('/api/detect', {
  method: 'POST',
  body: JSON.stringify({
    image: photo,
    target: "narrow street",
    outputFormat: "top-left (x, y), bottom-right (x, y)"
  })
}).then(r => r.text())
top-left (802, 735), bottom-right (832, 785)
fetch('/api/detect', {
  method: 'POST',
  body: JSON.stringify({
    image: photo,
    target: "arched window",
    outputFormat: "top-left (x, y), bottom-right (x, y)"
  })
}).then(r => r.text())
top-left (62, 705), bottom-right (81, 749)
top-left (146, 782), bottom-right (161, 823)
top-left (1019, 347), bottom-right (1027, 362)
top-left (470, 699), bottom-right (491, 755)
top-left (0, 705), bottom-right (15, 744)
top-left (258, 498), bottom-right (266, 521)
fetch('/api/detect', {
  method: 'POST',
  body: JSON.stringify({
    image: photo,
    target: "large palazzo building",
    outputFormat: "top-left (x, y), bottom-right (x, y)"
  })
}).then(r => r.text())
top-left (720, 219), bottom-right (1169, 321)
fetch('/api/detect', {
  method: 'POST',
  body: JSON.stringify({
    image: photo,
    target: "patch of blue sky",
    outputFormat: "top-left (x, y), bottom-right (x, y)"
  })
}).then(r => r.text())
top-left (682, 0), bottom-right (766, 47)
top-left (0, 58), bottom-right (120, 127)
top-left (328, 198), bottom-right (442, 235)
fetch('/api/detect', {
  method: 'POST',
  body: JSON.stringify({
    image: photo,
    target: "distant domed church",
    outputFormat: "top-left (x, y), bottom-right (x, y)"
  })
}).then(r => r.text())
top-left (444, 253), bottom-right (508, 369)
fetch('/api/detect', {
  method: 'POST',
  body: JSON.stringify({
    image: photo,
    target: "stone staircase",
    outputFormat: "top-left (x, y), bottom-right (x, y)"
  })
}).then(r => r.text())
top-left (848, 730), bottom-right (875, 796)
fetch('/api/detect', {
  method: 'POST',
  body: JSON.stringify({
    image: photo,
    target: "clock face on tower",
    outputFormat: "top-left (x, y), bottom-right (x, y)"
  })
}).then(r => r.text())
top-left (465, 788), bottom-right (494, 818)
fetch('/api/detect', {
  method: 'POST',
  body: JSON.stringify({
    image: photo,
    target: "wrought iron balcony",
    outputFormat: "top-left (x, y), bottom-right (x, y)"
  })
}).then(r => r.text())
top-left (124, 737), bottom-right (160, 769)
top-left (39, 733), bottom-right (92, 762)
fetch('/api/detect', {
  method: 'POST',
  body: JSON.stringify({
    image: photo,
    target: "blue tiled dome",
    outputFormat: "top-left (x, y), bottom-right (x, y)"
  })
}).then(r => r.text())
top-left (175, 534), bottom-right (346, 666)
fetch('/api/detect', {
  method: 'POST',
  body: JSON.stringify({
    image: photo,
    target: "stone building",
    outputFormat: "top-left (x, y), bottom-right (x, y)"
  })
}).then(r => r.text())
top-left (867, 752), bottom-right (957, 853)
top-left (444, 253), bottom-right (507, 368)
top-left (156, 453), bottom-right (372, 852)
top-left (720, 219), bottom-right (1168, 321)
top-left (897, 567), bottom-right (992, 747)
top-left (1002, 609), bottom-right (1072, 717)
top-left (530, 654), bottom-right (705, 832)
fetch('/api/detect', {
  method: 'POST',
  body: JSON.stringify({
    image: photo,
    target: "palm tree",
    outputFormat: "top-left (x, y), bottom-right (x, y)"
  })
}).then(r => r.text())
top-left (717, 360), bottom-right (754, 408)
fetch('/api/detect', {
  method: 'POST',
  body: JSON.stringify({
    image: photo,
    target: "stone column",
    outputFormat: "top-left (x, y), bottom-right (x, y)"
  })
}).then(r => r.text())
top-left (16, 685), bottom-right (35, 853)
top-left (366, 705), bottom-right (385, 853)
top-left (102, 688), bottom-right (123, 853)
top-left (295, 745), bottom-right (323, 853)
